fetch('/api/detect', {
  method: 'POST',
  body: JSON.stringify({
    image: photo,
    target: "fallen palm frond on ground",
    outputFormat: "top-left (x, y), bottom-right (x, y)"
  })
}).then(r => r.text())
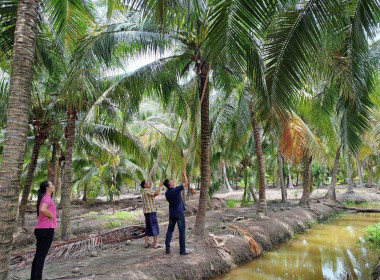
top-left (11, 225), bottom-right (145, 271)
top-left (228, 224), bottom-right (261, 256)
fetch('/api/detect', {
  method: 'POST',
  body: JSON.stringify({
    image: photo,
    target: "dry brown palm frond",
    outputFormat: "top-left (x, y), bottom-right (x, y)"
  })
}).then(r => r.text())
top-left (11, 225), bottom-right (145, 271)
top-left (280, 114), bottom-right (322, 164)
top-left (227, 225), bottom-right (261, 257)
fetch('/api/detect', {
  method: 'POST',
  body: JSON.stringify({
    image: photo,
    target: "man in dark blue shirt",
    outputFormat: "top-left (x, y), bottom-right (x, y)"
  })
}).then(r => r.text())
top-left (164, 170), bottom-right (192, 255)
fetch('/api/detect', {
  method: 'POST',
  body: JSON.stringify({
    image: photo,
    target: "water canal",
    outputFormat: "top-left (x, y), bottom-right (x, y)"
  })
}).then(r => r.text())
top-left (215, 212), bottom-right (379, 280)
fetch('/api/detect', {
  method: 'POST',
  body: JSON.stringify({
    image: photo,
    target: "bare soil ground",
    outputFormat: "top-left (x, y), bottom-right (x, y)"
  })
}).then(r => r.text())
top-left (11, 185), bottom-right (380, 280)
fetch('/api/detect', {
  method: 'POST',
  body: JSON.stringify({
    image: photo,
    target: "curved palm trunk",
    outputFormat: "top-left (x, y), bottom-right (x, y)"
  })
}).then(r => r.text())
top-left (19, 134), bottom-right (46, 228)
top-left (299, 150), bottom-right (312, 206)
top-left (250, 185), bottom-right (259, 203)
top-left (345, 147), bottom-right (354, 194)
top-left (193, 65), bottom-right (210, 237)
top-left (325, 144), bottom-right (341, 201)
top-left (61, 109), bottom-right (76, 240)
top-left (0, 1), bottom-right (39, 277)
top-left (222, 160), bottom-right (233, 192)
top-left (249, 103), bottom-right (267, 215)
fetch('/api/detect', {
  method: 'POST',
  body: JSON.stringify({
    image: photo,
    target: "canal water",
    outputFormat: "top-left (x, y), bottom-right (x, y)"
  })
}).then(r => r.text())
top-left (214, 212), bottom-right (379, 280)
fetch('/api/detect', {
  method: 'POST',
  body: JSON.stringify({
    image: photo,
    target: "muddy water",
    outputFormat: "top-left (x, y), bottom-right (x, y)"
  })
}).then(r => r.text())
top-left (215, 213), bottom-right (380, 280)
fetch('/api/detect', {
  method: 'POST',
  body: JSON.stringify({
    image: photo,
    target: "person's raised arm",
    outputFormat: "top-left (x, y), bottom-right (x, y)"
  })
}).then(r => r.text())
top-left (154, 180), bottom-right (163, 197)
top-left (182, 170), bottom-right (189, 188)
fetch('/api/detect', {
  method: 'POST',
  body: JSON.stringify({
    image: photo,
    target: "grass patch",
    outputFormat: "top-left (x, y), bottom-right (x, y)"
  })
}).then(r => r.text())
top-left (105, 220), bottom-right (122, 229)
top-left (344, 201), bottom-right (369, 207)
top-left (345, 201), bottom-right (380, 209)
top-left (226, 199), bottom-right (239, 208)
top-left (90, 210), bottom-right (135, 221)
top-left (90, 210), bottom-right (141, 227)
top-left (363, 222), bottom-right (380, 254)
top-left (82, 211), bottom-right (98, 217)
top-left (316, 211), bottom-right (345, 224)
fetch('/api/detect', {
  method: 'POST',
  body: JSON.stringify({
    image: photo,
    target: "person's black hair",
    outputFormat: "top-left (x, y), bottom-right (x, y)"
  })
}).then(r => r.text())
top-left (37, 181), bottom-right (50, 216)
top-left (163, 179), bottom-right (170, 188)
top-left (140, 180), bottom-right (146, 188)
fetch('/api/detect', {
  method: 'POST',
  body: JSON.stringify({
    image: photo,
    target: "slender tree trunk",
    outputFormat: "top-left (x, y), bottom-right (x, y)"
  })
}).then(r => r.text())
top-left (82, 185), bottom-right (87, 202)
top-left (148, 155), bottom-right (161, 184)
top-left (277, 147), bottom-right (287, 202)
top-left (18, 134), bottom-right (45, 228)
top-left (49, 142), bottom-right (58, 202)
top-left (355, 154), bottom-right (364, 188)
top-left (325, 144), bottom-right (341, 201)
top-left (222, 160), bottom-right (233, 192)
top-left (61, 109), bottom-right (76, 240)
top-left (288, 164), bottom-right (294, 189)
top-left (345, 147), bottom-right (354, 194)
top-left (250, 185), bottom-right (259, 203)
top-left (56, 153), bottom-right (65, 202)
top-left (0, 1), bottom-right (39, 277)
top-left (249, 102), bottom-right (267, 215)
top-left (49, 142), bottom-right (58, 183)
top-left (299, 150), bottom-right (312, 206)
top-left (193, 63), bottom-right (210, 237)
top-left (366, 159), bottom-right (373, 187)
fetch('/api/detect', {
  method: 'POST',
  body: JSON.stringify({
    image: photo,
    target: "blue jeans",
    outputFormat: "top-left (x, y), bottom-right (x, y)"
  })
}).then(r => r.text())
top-left (165, 213), bottom-right (186, 254)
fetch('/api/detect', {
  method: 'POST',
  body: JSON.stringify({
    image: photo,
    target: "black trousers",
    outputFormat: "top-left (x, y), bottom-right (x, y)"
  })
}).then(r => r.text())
top-left (31, 228), bottom-right (54, 280)
top-left (165, 213), bottom-right (186, 254)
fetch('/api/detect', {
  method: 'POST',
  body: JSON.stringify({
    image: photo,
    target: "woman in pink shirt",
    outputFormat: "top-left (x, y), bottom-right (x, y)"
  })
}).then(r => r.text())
top-left (31, 181), bottom-right (56, 280)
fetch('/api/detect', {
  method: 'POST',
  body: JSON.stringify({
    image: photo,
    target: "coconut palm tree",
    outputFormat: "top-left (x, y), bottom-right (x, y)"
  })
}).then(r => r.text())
top-left (0, 0), bottom-right (40, 277)
top-left (75, 0), bottom-right (250, 236)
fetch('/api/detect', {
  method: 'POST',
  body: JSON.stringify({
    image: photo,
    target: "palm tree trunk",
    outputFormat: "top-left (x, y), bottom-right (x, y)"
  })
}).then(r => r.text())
top-left (49, 142), bottom-right (58, 183)
top-left (345, 147), bottom-right (354, 194)
top-left (299, 150), bottom-right (312, 206)
top-left (48, 142), bottom-right (58, 202)
top-left (288, 163), bottom-right (294, 189)
top-left (193, 64), bottom-right (210, 237)
top-left (250, 185), bottom-right (259, 203)
top-left (249, 103), bottom-right (267, 215)
top-left (222, 160), bottom-right (233, 192)
top-left (366, 159), bottom-right (373, 187)
top-left (19, 134), bottom-right (45, 228)
top-left (325, 144), bottom-right (341, 201)
top-left (355, 154), bottom-right (364, 188)
top-left (277, 146), bottom-right (287, 202)
top-left (0, 1), bottom-right (39, 277)
top-left (61, 109), bottom-right (76, 240)
top-left (82, 185), bottom-right (87, 202)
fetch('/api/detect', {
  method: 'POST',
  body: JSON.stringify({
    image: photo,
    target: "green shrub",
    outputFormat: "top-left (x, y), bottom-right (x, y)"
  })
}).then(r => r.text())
top-left (363, 223), bottom-right (380, 254)
top-left (226, 199), bottom-right (238, 208)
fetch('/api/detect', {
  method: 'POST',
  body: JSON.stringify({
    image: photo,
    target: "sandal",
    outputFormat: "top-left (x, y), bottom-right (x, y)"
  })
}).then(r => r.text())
top-left (153, 244), bottom-right (163, 249)
top-left (144, 244), bottom-right (151, 248)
